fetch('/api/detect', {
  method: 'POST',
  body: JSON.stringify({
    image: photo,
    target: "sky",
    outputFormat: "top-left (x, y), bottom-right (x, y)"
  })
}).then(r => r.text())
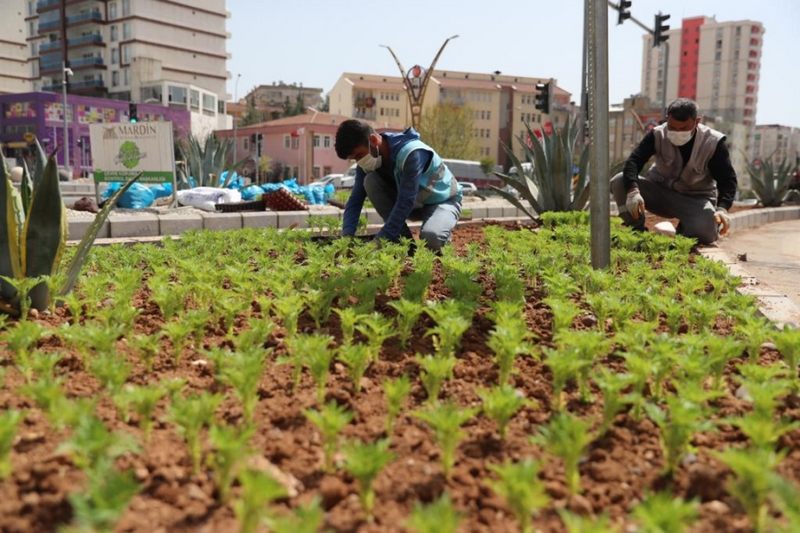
top-left (226, 0), bottom-right (800, 127)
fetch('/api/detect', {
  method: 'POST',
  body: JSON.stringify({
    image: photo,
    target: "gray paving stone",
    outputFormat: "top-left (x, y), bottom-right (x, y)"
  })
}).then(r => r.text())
top-left (241, 211), bottom-right (278, 228)
top-left (68, 218), bottom-right (109, 241)
top-left (159, 213), bottom-right (203, 236)
top-left (278, 210), bottom-right (309, 229)
top-left (363, 208), bottom-right (383, 225)
top-left (109, 214), bottom-right (160, 238)
top-left (201, 212), bottom-right (243, 231)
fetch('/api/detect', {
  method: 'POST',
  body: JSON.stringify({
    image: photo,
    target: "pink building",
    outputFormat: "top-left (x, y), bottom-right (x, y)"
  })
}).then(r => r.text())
top-left (216, 110), bottom-right (390, 184)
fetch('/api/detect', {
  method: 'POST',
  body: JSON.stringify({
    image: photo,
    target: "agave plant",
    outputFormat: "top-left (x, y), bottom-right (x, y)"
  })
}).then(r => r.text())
top-left (177, 134), bottom-right (240, 189)
top-left (0, 142), bottom-right (141, 314)
top-left (492, 118), bottom-right (590, 216)
top-left (745, 156), bottom-right (799, 207)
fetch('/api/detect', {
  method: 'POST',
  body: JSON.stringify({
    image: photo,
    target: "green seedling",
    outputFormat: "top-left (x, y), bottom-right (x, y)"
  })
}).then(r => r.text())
top-left (353, 276), bottom-right (384, 313)
top-left (774, 326), bottom-right (800, 388)
top-left (0, 410), bottom-right (21, 479)
top-left (384, 375), bottom-right (412, 434)
top-left (594, 369), bottom-right (633, 435)
top-left (544, 297), bottom-right (580, 332)
top-left (303, 336), bottom-right (335, 404)
top-left (207, 424), bottom-right (252, 503)
top-left (356, 312), bottom-right (394, 356)
top-left (114, 384), bottom-right (166, 442)
top-left (736, 363), bottom-right (792, 418)
top-left (532, 412), bottom-right (594, 495)
top-left (67, 466), bottom-right (140, 533)
top-left (343, 438), bottom-right (394, 519)
top-left (334, 307), bottom-right (361, 347)
top-left (281, 333), bottom-right (331, 392)
top-left (0, 275), bottom-right (47, 321)
top-left (478, 385), bottom-right (532, 439)
top-left (487, 317), bottom-right (535, 386)
top-left (265, 497), bottom-right (325, 533)
top-left (58, 414), bottom-right (138, 472)
top-left (305, 287), bottom-right (337, 328)
top-left (305, 402), bottom-right (353, 473)
top-left (272, 293), bottom-right (304, 336)
top-left (414, 401), bottom-right (476, 477)
top-left (131, 333), bottom-right (161, 372)
top-left (424, 306), bottom-right (471, 359)
top-left (389, 299), bottom-right (425, 348)
top-left (645, 396), bottom-right (713, 476)
top-left (492, 263), bottom-right (525, 303)
top-left (162, 319), bottom-right (194, 360)
top-left (5, 321), bottom-right (44, 367)
top-left (89, 352), bottom-right (130, 393)
top-left (488, 459), bottom-right (549, 533)
top-left (169, 392), bottom-right (222, 474)
top-left (75, 321), bottom-right (123, 357)
top-left (543, 345), bottom-right (590, 412)
top-left (232, 319), bottom-right (274, 352)
top-left (727, 412), bottom-right (800, 451)
top-left (215, 294), bottom-right (250, 334)
top-left (338, 343), bottom-right (372, 394)
top-left (417, 354), bottom-right (457, 403)
top-left (402, 258), bottom-right (434, 302)
top-left (406, 493), bottom-right (461, 533)
top-left (16, 350), bottom-right (61, 384)
top-left (220, 347), bottom-right (268, 425)
top-left (558, 510), bottom-right (618, 533)
top-left (234, 469), bottom-right (287, 533)
top-left (149, 276), bottom-right (185, 320)
top-left (659, 296), bottom-right (685, 334)
top-left (632, 492), bottom-right (699, 533)
top-left (185, 308), bottom-right (213, 345)
top-left (734, 319), bottom-right (770, 362)
top-left (704, 335), bottom-right (743, 391)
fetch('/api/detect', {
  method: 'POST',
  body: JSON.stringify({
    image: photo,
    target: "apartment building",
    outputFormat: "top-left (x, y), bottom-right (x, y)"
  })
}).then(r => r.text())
top-left (6, 0), bottom-right (230, 136)
top-left (329, 70), bottom-right (574, 170)
top-left (641, 16), bottom-right (764, 128)
top-left (608, 95), bottom-right (664, 165)
top-left (0, 1), bottom-right (33, 94)
top-left (244, 82), bottom-right (324, 118)
top-left (751, 124), bottom-right (800, 166)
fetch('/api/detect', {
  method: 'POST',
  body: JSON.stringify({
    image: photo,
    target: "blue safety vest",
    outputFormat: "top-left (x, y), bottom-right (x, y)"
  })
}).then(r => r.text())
top-left (394, 140), bottom-right (460, 207)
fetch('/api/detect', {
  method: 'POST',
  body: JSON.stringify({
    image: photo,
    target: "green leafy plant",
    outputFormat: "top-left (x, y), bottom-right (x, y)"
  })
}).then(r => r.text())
top-left (745, 155), bottom-right (799, 207)
top-left (338, 343), bottom-right (372, 394)
top-left (403, 247), bottom-right (435, 302)
top-left (728, 412), bottom-right (800, 451)
top-left (343, 438), bottom-right (394, 518)
top-left (734, 319), bottom-right (770, 362)
top-left (774, 326), bottom-right (800, 389)
top-left (384, 375), bottom-right (412, 434)
top-left (704, 335), bottom-right (743, 391)
top-left (334, 307), bottom-right (361, 347)
top-left (417, 353), bottom-right (457, 403)
top-left (264, 498), bottom-right (325, 533)
top-left (67, 466), bottom-right (140, 533)
top-left (389, 299), bottom-right (425, 348)
top-left (355, 312), bottom-right (394, 356)
top-left (302, 335), bottom-right (335, 404)
top-left (632, 492), bottom-right (699, 533)
top-left (414, 401), bottom-right (476, 477)
top-left (406, 493), bottom-right (461, 533)
top-left (559, 510), bottom-right (618, 533)
top-left (178, 133), bottom-right (240, 188)
top-left (545, 297), bottom-right (580, 333)
top-left (272, 293), bottom-right (304, 337)
top-left (89, 352), bottom-right (130, 393)
top-left (0, 410), bottom-right (21, 479)
top-left (282, 333), bottom-right (331, 392)
top-left (487, 314), bottom-right (535, 386)
top-left (478, 385), bottom-right (531, 439)
top-left (58, 414), bottom-right (138, 472)
top-left (219, 347), bottom-right (267, 425)
top-left (131, 333), bottom-right (161, 372)
top-left (114, 384), bottom-right (166, 442)
top-left (645, 396), bottom-right (713, 476)
top-left (594, 369), bottom-right (633, 435)
top-left (305, 402), bottom-right (353, 473)
top-left (207, 424), bottom-right (253, 503)
top-left (234, 469), bottom-right (287, 533)
top-left (425, 301), bottom-right (472, 358)
top-left (162, 318), bottom-right (195, 360)
top-left (488, 459), bottom-right (549, 533)
top-left (169, 392), bottom-right (222, 474)
top-left (532, 412), bottom-right (594, 495)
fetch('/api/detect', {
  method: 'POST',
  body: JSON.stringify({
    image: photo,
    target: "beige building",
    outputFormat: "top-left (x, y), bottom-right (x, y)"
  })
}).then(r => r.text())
top-left (641, 16), bottom-right (764, 129)
top-left (245, 83), bottom-right (324, 116)
top-left (608, 95), bottom-right (664, 166)
top-left (751, 125), bottom-right (800, 167)
top-left (5, 0), bottom-right (231, 135)
top-left (0, 1), bottom-right (35, 94)
top-left (329, 70), bottom-right (574, 170)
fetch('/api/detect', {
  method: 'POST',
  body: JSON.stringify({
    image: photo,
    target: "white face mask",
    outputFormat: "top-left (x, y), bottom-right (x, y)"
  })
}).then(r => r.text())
top-left (667, 129), bottom-right (694, 146)
top-left (357, 139), bottom-right (382, 172)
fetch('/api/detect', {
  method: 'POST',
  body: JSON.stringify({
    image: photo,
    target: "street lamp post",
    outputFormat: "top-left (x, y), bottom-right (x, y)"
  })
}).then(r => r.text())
top-left (380, 35), bottom-right (459, 131)
top-left (62, 63), bottom-right (73, 178)
top-left (233, 73), bottom-right (241, 174)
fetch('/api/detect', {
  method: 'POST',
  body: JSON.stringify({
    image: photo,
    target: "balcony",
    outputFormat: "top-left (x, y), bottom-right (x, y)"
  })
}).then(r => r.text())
top-left (39, 40), bottom-right (62, 52)
top-left (68, 56), bottom-right (104, 68)
top-left (36, 0), bottom-right (60, 11)
top-left (69, 33), bottom-right (103, 46)
top-left (38, 19), bottom-right (61, 32)
top-left (66, 10), bottom-right (102, 25)
top-left (43, 79), bottom-right (105, 92)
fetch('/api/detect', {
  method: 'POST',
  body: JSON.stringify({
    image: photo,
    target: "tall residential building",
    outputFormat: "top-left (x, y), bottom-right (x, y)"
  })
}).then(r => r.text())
top-left (4, 0), bottom-right (231, 136)
top-left (641, 16), bottom-right (764, 128)
top-left (0, 1), bottom-right (34, 94)
top-left (329, 71), bottom-right (574, 169)
top-left (245, 83), bottom-right (324, 118)
top-left (751, 125), bottom-right (800, 166)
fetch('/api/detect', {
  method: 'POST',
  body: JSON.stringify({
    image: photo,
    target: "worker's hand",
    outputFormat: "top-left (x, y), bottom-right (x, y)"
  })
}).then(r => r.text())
top-left (715, 207), bottom-right (731, 236)
top-left (625, 188), bottom-right (645, 220)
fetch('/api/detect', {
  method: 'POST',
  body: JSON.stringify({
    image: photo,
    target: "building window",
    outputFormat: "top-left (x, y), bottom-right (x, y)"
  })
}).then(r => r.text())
top-left (243, 138), bottom-right (249, 150)
top-left (291, 137), bottom-right (299, 150)
top-left (168, 85), bottom-right (188, 106)
top-left (313, 135), bottom-right (320, 147)
top-left (110, 25), bottom-right (118, 42)
top-left (323, 136), bottom-right (331, 148)
top-left (123, 68), bottom-right (129, 86)
top-left (284, 135), bottom-right (290, 149)
top-left (202, 94), bottom-right (215, 115)
top-left (218, 100), bottom-right (225, 114)
top-left (109, 2), bottom-right (117, 19)
top-left (111, 48), bottom-right (119, 64)
top-left (122, 0), bottom-right (130, 16)
top-left (122, 22), bottom-right (131, 40)
top-left (190, 89), bottom-right (199, 110)
top-left (30, 42), bottom-right (37, 57)
top-left (112, 71), bottom-right (119, 87)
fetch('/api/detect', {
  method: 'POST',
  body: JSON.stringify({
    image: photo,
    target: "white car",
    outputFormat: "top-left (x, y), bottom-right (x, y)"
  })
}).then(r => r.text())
top-left (309, 173), bottom-right (343, 188)
top-left (458, 181), bottom-right (478, 195)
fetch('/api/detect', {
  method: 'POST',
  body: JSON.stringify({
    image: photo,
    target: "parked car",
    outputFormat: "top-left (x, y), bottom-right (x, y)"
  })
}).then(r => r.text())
top-left (310, 173), bottom-right (343, 188)
top-left (458, 181), bottom-right (478, 195)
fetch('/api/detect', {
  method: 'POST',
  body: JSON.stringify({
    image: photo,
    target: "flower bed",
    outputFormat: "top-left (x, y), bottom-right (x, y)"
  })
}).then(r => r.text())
top-left (0, 213), bottom-right (799, 532)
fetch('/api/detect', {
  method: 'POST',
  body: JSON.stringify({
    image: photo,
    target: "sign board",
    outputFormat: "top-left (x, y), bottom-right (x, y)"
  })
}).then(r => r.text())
top-left (89, 121), bottom-right (175, 183)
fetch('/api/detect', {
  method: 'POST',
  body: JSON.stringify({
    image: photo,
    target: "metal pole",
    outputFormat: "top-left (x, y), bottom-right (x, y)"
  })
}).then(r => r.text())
top-left (233, 73), bottom-right (241, 175)
top-left (62, 62), bottom-right (70, 179)
top-left (579, 0), bottom-right (589, 147)
top-left (661, 42), bottom-right (669, 111)
top-left (589, 0), bottom-right (610, 268)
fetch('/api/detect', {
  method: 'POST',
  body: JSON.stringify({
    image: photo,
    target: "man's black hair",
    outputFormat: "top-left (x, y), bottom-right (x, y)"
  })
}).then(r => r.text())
top-left (666, 98), bottom-right (699, 121)
top-left (335, 119), bottom-right (373, 159)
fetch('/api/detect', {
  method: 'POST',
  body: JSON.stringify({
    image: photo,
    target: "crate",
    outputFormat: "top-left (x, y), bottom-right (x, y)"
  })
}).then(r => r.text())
top-left (215, 197), bottom-right (266, 212)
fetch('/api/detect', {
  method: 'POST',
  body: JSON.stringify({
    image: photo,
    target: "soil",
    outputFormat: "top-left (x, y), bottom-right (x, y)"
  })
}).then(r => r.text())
top-left (0, 221), bottom-right (797, 533)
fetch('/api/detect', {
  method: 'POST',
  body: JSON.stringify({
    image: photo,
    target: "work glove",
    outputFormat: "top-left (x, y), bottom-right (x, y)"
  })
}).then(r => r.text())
top-left (625, 188), bottom-right (645, 220)
top-left (715, 207), bottom-right (731, 236)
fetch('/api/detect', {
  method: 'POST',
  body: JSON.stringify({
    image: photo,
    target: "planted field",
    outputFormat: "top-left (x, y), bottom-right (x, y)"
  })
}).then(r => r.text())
top-left (1, 213), bottom-right (799, 532)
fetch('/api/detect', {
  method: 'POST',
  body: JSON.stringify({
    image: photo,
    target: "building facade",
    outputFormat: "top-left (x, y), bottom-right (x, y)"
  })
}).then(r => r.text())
top-left (2, 0), bottom-right (230, 137)
top-left (242, 83), bottom-right (324, 121)
top-left (641, 16), bottom-right (764, 128)
top-left (751, 125), bottom-right (800, 166)
top-left (0, 1), bottom-right (33, 95)
top-left (328, 71), bottom-right (574, 170)
top-left (0, 91), bottom-right (189, 177)
top-left (608, 95), bottom-right (664, 165)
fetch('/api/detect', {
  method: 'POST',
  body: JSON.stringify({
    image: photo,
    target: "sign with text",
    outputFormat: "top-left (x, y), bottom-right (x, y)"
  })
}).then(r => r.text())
top-left (89, 122), bottom-right (175, 183)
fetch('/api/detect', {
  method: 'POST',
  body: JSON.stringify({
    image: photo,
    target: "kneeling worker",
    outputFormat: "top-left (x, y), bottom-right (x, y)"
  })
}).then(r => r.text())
top-left (334, 119), bottom-right (461, 251)
top-left (610, 98), bottom-right (737, 244)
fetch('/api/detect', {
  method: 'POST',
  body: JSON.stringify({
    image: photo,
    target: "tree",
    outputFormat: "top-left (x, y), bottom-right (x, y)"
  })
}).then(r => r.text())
top-left (240, 97), bottom-right (264, 127)
top-left (419, 104), bottom-right (479, 160)
top-left (319, 94), bottom-right (330, 112)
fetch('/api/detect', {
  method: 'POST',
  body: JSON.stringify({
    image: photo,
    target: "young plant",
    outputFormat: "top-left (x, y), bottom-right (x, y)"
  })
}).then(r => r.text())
top-left (402, 248), bottom-right (435, 302)
top-left (594, 369), bottom-right (633, 435)
top-left (632, 492), bottom-right (699, 533)
top-left (487, 316), bottom-right (535, 386)
top-left (57, 414), bottom-right (139, 472)
top-left (734, 319), bottom-right (770, 362)
top-left (149, 275), bottom-right (185, 320)
top-left (5, 321), bottom-right (44, 368)
top-left (736, 363), bottom-right (792, 418)
top-left (89, 352), bottom-right (130, 393)
top-left (67, 466), bottom-right (140, 533)
top-left (384, 374), bottom-right (412, 434)
top-left (774, 326), bottom-right (800, 389)
top-left (558, 510), bottom-right (617, 533)
top-left (282, 333), bottom-right (331, 392)
top-left (114, 384), bottom-right (166, 442)
top-left (207, 424), bottom-right (252, 503)
top-left (492, 264), bottom-right (526, 303)
top-left (219, 347), bottom-right (267, 425)
top-left (488, 459), bottom-right (549, 533)
top-left (338, 343), bottom-right (372, 394)
top-left (343, 438), bottom-right (394, 519)
top-left (425, 302), bottom-right (472, 358)
top-left (417, 354), bottom-right (457, 403)
top-left (334, 307), bottom-right (361, 347)
top-left (162, 318), bottom-right (195, 360)
top-left (543, 344), bottom-right (590, 412)
top-left (302, 335), bottom-right (335, 404)
top-left (728, 412), bottom-right (800, 451)
top-left (389, 299), bottom-right (425, 348)
top-left (704, 335), bottom-right (743, 391)
top-left (272, 293), bottom-right (304, 336)
top-left (265, 497), bottom-right (325, 533)
top-left (305, 402), bottom-right (353, 473)
top-left (532, 412), bottom-right (594, 495)
top-left (414, 401), bottom-right (476, 477)
top-left (234, 469), bottom-right (287, 533)
top-left (478, 385), bottom-right (531, 439)
top-left (169, 392), bottom-right (222, 474)
top-left (715, 447), bottom-right (783, 533)
top-left (406, 493), bottom-right (461, 533)
top-left (0, 410), bottom-right (21, 479)
top-left (645, 396), bottom-right (712, 476)
top-left (356, 312), bottom-right (394, 356)
top-left (131, 333), bottom-right (161, 372)
top-left (544, 297), bottom-right (580, 332)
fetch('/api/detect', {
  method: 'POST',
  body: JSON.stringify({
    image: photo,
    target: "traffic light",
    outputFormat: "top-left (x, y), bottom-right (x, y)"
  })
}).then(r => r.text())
top-left (653, 12), bottom-right (671, 47)
top-left (128, 102), bottom-right (138, 123)
top-left (618, 0), bottom-right (632, 25)
top-left (534, 81), bottom-right (551, 114)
